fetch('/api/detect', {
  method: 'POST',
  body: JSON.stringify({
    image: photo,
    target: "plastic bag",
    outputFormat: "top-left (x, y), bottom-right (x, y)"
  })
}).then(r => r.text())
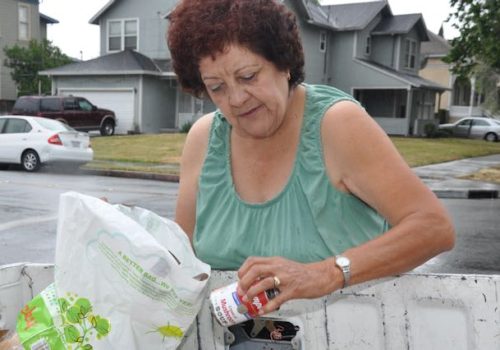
top-left (16, 191), bottom-right (210, 350)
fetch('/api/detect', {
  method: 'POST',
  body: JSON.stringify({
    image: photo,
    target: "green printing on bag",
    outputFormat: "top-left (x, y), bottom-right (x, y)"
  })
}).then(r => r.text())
top-left (58, 292), bottom-right (111, 350)
top-left (16, 284), bottom-right (111, 350)
top-left (16, 284), bottom-right (66, 350)
top-left (146, 323), bottom-right (184, 341)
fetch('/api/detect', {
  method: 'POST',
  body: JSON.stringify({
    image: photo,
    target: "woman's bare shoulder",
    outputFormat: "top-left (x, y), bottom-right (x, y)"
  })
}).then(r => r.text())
top-left (182, 112), bottom-right (215, 163)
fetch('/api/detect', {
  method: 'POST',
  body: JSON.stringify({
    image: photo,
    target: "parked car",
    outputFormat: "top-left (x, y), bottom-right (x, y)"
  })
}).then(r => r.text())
top-left (0, 116), bottom-right (93, 172)
top-left (11, 96), bottom-right (117, 136)
top-left (438, 117), bottom-right (500, 142)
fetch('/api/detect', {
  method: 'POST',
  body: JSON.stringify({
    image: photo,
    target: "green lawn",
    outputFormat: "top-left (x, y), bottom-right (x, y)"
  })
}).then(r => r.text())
top-left (391, 137), bottom-right (500, 167)
top-left (86, 134), bottom-right (500, 175)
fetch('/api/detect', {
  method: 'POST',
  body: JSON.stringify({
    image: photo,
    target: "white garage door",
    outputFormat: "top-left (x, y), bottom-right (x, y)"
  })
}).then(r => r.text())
top-left (59, 89), bottom-right (135, 135)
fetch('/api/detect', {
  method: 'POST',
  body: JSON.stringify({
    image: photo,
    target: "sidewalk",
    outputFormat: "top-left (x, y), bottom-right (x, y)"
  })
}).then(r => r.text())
top-left (413, 154), bottom-right (500, 199)
top-left (83, 154), bottom-right (500, 199)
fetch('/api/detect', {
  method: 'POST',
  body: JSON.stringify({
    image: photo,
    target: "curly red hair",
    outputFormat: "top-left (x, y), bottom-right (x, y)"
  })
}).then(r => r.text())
top-left (167, 0), bottom-right (305, 98)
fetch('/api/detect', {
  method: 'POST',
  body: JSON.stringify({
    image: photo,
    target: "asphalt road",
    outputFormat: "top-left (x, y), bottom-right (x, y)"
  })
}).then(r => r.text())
top-left (1, 168), bottom-right (499, 275)
top-left (0, 167), bottom-right (178, 264)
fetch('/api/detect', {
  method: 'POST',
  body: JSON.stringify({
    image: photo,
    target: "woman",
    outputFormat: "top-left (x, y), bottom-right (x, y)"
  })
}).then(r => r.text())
top-left (168, 0), bottom-right (454, 315)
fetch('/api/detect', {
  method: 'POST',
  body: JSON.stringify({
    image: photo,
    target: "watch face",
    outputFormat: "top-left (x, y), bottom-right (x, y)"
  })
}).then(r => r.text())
top-left (336, 256), bottom-right (350, 267)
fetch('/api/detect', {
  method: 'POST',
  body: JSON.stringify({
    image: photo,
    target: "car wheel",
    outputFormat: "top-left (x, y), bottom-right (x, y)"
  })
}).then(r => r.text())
top-left (21, 150), bottom-right (41, 172)
top-left (100, 119), bottom-right (115, 136)
top-left (484, 133), bottom-right (498, 142)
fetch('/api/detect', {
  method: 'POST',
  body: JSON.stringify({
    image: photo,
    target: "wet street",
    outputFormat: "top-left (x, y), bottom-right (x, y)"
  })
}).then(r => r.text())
top-left (415, 198), bottom-right (500, 275)
top-left (0, 169), bottom-right (499, 275)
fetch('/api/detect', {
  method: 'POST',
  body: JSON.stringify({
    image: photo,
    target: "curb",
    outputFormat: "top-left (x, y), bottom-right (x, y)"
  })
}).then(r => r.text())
top-left (82, 169), bottom-right (499, 199)
top-left (82, 169), bottom-right (180, 183)
top-left (433, 189), bottom-right (498, 199)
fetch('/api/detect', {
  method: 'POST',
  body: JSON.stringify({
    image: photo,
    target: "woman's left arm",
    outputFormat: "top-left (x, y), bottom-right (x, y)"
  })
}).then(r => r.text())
top-left (237, 100), bottom-right (455, 314)
top-left (319, 101), bottom-right (455, 287)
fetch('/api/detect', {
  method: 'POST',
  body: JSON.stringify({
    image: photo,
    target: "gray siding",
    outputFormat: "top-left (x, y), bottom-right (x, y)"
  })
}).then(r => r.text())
top-left (355, 14), bottom-right (381, 59)
top-left (329, 32), bottom-right (356, 93)
top-left (141, 76), bottom-right (176, 132)
top-left (301, 25), bottom-right (330, 84)
top-left (96, 0), bottom-right (177, 59)
top-left (0, 0), bottom-right (43, 102)
top-left (285, 0), bottom-right (329, 84)
top-left (371, 35), bottom-right (397, 69)
top-left (40, 21), bottom-right (48, 39)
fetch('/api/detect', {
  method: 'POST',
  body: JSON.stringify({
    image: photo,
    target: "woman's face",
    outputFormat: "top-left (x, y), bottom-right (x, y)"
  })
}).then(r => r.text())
top-left (199, 45), bottom-right (291, 139)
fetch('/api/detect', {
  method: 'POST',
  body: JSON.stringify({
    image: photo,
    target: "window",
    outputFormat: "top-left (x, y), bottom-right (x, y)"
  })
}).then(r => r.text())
top-left (37, 118), bottom-right (72, 132)
top-left (473, 119), bottom-right (489, 127)
top-left (63, 98), bottom-right (77, 111)
top-left (4, 119), bottom-right (31, 134)
top-left (108, 19), bottom-right (138, 52)
top-left (13, 98), bottom-right (38, 113)
top-left (319, 31), bottom-right (327, 53)
top-left (77, 99), bottom-right (93, 111)
top-left (124, 20), bottom-right (137, 50)
top-left (18, 4), bottom-right (30, 41)
top-left (365, 36), bottom-right (371, 55)
top-left (457, 119), bottom-right (472, 127)
top-left (40, 98), bottom-right (60, 112)
top-left (404, 39), bottom-right (417, 69)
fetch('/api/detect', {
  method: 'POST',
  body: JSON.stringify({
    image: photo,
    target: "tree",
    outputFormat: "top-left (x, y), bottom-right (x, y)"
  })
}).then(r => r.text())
top-left (3, 39), bottom-right (72, 96)
top-left (474, 62), bottom-right (500, 114)
top-left (444, 0), bottom-right (500, 77)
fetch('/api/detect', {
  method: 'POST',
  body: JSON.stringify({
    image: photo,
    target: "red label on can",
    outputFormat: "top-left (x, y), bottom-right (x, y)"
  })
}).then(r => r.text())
top-left (239, 290), bottom-right (270, 317)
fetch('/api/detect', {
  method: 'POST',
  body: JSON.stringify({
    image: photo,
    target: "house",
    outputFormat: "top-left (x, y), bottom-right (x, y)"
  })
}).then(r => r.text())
top-left (289, 0), bottom-right (447, 136)
top-left (420, 28), bottom-right (486, 123)
top-left (419, 29), bottom-right (452, 122)
top-left (41, 0), bottom-right (445, 136)
top-left (40, 0), bottom-right (214, 134)
top-left (0, 0), bottom-right (58, 114)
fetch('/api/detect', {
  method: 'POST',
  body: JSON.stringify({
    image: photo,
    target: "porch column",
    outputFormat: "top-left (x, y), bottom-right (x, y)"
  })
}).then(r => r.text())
top-left (405, 88), bottom-right (413, 136)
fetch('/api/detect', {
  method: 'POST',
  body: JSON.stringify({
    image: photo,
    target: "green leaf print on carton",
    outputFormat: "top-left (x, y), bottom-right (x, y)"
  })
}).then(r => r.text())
top-left (58, 293), bottom-right (111, 350)
top-left (147, 323), bottom-right (184, 342)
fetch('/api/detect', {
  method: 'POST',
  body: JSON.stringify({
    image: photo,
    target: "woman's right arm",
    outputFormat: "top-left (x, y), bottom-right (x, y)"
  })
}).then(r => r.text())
top-left (175, 113), bottom-right (214, 242)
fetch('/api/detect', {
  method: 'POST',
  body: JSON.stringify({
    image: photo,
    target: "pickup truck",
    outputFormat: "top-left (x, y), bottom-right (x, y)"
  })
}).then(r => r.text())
top-left (1, 263), bottom-right (499, 349)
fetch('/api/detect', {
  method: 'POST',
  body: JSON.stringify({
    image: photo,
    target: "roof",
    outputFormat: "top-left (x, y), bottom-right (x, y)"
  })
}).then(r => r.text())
top-left (372, 14), bottom-right (429, 40)
top-left (420, 30), bottom-right (451, 57)
top-left (89, 0), bottom-right (116, 25)
top-left (297, 0), bottom-right (390, 31)
top-left (39, 13), bottom-right (59, 24)
top-left (325, 1), bottom-right (390, 31)
top-left (39, 50), bottom-right (173, 76)
top-left (355, 58), bottom-right (449, 91)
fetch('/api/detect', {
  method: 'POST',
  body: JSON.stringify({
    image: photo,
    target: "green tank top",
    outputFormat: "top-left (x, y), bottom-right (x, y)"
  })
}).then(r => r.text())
top-left (193, 84), bottom-right (389, 270)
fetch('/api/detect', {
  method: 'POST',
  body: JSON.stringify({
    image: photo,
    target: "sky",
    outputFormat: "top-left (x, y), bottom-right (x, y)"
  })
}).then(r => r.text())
top-left (39, 0), bottom-right (459, 61)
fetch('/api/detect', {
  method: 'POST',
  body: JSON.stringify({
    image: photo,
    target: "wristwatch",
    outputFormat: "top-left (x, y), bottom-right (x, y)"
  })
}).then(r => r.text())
top-left (335, 255), bottom-right (351, 288)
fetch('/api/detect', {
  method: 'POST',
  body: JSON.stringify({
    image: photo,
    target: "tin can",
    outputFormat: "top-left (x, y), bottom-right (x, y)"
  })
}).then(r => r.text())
top-left (210, 281), bottom-right (279, 327)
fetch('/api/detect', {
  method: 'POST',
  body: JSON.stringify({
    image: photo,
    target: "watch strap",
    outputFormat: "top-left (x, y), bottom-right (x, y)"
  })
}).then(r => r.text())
top-left (335, 255), bottom-right (351, 288)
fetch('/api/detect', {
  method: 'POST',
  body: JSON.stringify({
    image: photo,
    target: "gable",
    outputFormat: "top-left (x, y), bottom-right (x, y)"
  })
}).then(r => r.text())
top-left (372, 14), bottom-right (429, 41)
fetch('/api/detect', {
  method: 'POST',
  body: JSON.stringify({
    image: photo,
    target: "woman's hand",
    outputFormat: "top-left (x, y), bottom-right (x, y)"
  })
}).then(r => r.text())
top-left (237, 256), bottom-right (343, 315)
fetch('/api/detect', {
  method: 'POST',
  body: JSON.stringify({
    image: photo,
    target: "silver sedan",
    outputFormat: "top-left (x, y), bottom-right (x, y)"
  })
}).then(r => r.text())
top-left (438, 117), bottom-right (500, 142)
top-left (0, 115), bottom-right (93, 172)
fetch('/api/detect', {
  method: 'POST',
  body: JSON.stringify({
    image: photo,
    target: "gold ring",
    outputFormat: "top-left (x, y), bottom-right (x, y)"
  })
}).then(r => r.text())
top-left (273, 276), bottom-right (281, 289)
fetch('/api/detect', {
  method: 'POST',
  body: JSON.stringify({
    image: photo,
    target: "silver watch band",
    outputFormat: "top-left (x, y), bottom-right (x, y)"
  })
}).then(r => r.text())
top-left (335, 255), bottom-right (351, 288)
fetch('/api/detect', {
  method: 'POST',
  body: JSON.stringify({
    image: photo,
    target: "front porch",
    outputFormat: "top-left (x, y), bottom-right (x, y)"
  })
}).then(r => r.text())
top-left (354, 88), bottom-right (440, 136)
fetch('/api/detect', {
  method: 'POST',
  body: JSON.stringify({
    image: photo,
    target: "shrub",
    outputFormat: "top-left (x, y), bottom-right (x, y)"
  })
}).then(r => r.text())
top-left (424, 123), bottom-right (451, 138)
top-left (180, 121), bottom-right (193, 133)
